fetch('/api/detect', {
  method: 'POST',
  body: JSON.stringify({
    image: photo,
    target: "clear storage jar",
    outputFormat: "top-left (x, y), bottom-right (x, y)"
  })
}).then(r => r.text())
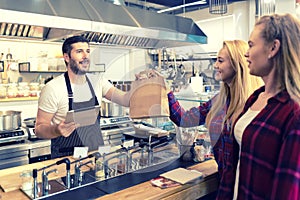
top-left (17, 82), bottom-right (30, 97)
top-left (0, 84), bottom-right (7, 98)
top-left (20, 170), bottom-right (33, 197)
top-left (7, 83), bottom-right (18, 98)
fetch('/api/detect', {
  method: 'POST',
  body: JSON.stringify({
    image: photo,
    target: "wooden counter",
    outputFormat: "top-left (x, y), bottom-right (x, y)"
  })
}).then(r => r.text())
top-left (96, 159), bottom-right (218, 200)
top-left (0, 154), bottom-right (218, 200)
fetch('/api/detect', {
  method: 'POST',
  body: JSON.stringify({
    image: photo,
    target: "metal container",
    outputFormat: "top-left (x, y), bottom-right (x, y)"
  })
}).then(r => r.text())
top-left (0, 115), bottom-right (4, 131)
top-left (0, 110), bottom-right (22, 131)
top-left (101, 100), bottom-right (124, 117)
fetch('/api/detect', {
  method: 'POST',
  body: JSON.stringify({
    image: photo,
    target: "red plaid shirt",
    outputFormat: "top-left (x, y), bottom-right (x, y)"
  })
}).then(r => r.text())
top-left (231, 87), bottom-right (300, 200)
top-left (168, 91), bottom-right (235, 199)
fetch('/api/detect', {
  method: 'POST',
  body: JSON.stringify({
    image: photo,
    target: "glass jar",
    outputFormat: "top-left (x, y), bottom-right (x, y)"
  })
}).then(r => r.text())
top-left (20, 170), bottom-right (33, 197)
top-left (0, 84), bottom-right (7, 98)
top-left (29, 82), bottom-right (39, 91)
top-left (17, 82), bottom-right (30, 97)
top-left (7, 83), bottom-right (18, 98)
top-left (117, 155), bottom-right (127, 174)
top-left (29, 82), bottom-right (40, 97)
top-left (95, 159), bottom-right (105, 181)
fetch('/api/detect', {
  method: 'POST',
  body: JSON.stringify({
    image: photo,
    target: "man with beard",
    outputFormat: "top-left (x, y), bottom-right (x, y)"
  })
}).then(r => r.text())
top-left (35, 36), bottom-right (131, 158)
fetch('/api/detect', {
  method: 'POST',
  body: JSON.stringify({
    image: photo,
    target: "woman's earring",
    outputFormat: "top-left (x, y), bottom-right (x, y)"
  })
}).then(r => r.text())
top-left (268, 55), bottom-right (272, 59)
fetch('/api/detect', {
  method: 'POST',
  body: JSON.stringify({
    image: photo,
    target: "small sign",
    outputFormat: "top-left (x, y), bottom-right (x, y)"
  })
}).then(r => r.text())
top-left (123, 139), bottom-right (134, 148)
top-left (73, 147), bottom-right (89, 158)
top-left (98, 145), bottom-right (111, 155)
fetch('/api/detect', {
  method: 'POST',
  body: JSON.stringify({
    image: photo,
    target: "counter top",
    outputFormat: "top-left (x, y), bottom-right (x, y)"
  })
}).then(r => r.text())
top-left (94, 159), bottom-right (218, 200)
top-left (0, 139), bottom-right (50, 154)
top-left (0, 150), bottom-right (218, 200)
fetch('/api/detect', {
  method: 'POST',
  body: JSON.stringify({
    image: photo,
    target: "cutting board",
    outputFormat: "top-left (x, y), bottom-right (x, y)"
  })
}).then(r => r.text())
top-left (160, 168), bottom-right (203, 184)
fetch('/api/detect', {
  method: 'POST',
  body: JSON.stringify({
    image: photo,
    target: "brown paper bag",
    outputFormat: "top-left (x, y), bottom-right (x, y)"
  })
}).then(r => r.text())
top-left (129, 76), bottom-right (170, 119)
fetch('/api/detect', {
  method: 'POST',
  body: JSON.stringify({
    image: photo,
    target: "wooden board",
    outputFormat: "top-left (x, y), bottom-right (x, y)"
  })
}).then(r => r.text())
top-left (160, 168), bottom-right (203, 184)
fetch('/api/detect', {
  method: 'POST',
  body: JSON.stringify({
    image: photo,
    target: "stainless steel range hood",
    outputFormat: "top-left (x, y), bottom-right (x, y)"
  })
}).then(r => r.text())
top-left (0, 0), bottom-right (207, 49)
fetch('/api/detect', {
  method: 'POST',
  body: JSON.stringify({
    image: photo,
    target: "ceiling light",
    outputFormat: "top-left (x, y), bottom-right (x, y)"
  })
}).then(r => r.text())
top-left (157, 0), bottom-right (207, 14)
top-left (209, 0), bottom-right (228, 15)
top-left (258, 0), bottom-right (276, 16)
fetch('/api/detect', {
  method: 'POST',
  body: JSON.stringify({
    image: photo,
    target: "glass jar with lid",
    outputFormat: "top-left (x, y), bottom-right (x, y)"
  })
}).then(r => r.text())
top-left (17, 82), bottom-right (30, 97)
top-left (7, 83), bottom-right (18, 98)
top-left (0, 84), bottom-right (7, 98)
top-left (29, 82), bottom-right (40, 97)
top-left (20, 170), bottom-right (33, 197)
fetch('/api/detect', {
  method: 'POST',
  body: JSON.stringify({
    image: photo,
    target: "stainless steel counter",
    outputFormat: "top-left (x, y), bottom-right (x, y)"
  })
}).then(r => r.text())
top-left (0, 139), bottom-right (51, 170)
top-left (0, 139), bottom-right (50, 152)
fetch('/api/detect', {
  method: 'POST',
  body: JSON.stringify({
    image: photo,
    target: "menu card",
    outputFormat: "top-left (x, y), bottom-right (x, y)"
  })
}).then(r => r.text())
top-left (159, 168), bottom-right (203, 185)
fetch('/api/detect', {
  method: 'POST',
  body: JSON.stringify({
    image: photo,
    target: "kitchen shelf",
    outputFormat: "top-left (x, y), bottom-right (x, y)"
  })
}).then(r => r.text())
top-left (0, 96), bottom-right (39, 102)
top-left (19, 71), bottom-right (65, 73)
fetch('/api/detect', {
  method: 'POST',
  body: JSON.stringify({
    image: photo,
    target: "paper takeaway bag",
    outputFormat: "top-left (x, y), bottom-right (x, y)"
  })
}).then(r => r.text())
top-left (129, 76), bottom-right (170, 119)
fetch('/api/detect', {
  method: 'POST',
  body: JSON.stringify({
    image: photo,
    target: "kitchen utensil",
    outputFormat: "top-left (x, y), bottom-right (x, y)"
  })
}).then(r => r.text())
top-left (23, 117), bottom-right (36, 128)
top-left (0, 110), bottom-right (22, 131)
top-left (101, 100), bottom-right (124, 117)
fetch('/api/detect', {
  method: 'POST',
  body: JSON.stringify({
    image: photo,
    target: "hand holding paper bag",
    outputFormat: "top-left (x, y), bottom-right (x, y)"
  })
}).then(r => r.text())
top-left (130, 69), bottom-right (170, 119)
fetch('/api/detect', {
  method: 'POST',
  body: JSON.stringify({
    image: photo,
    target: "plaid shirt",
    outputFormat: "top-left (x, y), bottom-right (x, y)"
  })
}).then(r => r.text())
top-left (168, 91), bottom-right (235, 199)
top-left (230, 87), bottom-right (300, 200)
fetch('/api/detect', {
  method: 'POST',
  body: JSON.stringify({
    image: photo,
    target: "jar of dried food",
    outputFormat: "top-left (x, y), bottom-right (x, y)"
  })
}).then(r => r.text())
top-left (0, 84), bottom-right (7, 98)
top-left (7, 83), bottom-right (18, 98)
top-left (17, 82), bottom-right (30, 97)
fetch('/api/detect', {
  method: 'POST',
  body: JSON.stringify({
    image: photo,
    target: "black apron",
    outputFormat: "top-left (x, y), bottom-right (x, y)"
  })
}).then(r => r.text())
top-left (51, 72), bottom-right (104, 158)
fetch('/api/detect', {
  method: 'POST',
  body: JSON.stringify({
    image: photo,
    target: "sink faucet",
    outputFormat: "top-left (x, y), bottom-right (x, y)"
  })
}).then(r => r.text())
top-left (147, 140), bottom-right (173, 165)
top-left (70, 153), bottom-right (96, 187)
top-left (103, 150), bottom-right (129, 177)
top-left (74, 160), bottom-right (93, 187)
top-left (56, 158), bottom-right (71, 189)
top-left (32, 157), bottom-right (71, 197)
top-left (33, 169), bottom-right (38, 199)
top-left (94, 152), bottom-right (115, 179)
top-left (42, 169), bottom-right (58, 196)
top-left (128, 147), bottom-right (144, 171)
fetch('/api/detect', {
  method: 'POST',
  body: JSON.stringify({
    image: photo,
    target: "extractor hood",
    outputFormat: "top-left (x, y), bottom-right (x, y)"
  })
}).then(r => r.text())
top-left (0, 0), bottom-right (207, 49)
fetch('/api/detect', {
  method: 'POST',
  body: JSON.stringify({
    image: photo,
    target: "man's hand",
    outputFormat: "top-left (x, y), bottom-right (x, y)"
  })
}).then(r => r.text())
top-left (55, 120), bottom-right (77, 137)
top-left (35, 109), bottom-right (78, 139)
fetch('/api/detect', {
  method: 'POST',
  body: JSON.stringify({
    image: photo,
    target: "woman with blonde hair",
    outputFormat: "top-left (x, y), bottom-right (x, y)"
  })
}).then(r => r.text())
top-left (231, 13), bottom-right (300, 200)
top-left (168, 40), bottom-right (263, 198)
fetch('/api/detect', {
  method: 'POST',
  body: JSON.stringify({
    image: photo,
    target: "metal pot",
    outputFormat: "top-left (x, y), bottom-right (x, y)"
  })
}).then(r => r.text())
top-left (0, 110), bottom-right (22, 131)
top-left (23, 117), bottom-right (36, 128)
top-left (101, 100), bottom-right (124, 117)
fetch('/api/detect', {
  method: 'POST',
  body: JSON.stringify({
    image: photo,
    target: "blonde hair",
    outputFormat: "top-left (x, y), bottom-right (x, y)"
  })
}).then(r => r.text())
top-left (206, 40), bottom-right (263, 131)
top-left (255, 13), bottom-right (300, 102)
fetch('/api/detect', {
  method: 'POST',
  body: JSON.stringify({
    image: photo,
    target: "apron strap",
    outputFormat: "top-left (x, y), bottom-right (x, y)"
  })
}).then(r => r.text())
top-left (64, 72), bottom-right (100, 111)
top-left (86, 77), bottom-right (100, 106)
top-left (64, 72), bottom-right (73, 111)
